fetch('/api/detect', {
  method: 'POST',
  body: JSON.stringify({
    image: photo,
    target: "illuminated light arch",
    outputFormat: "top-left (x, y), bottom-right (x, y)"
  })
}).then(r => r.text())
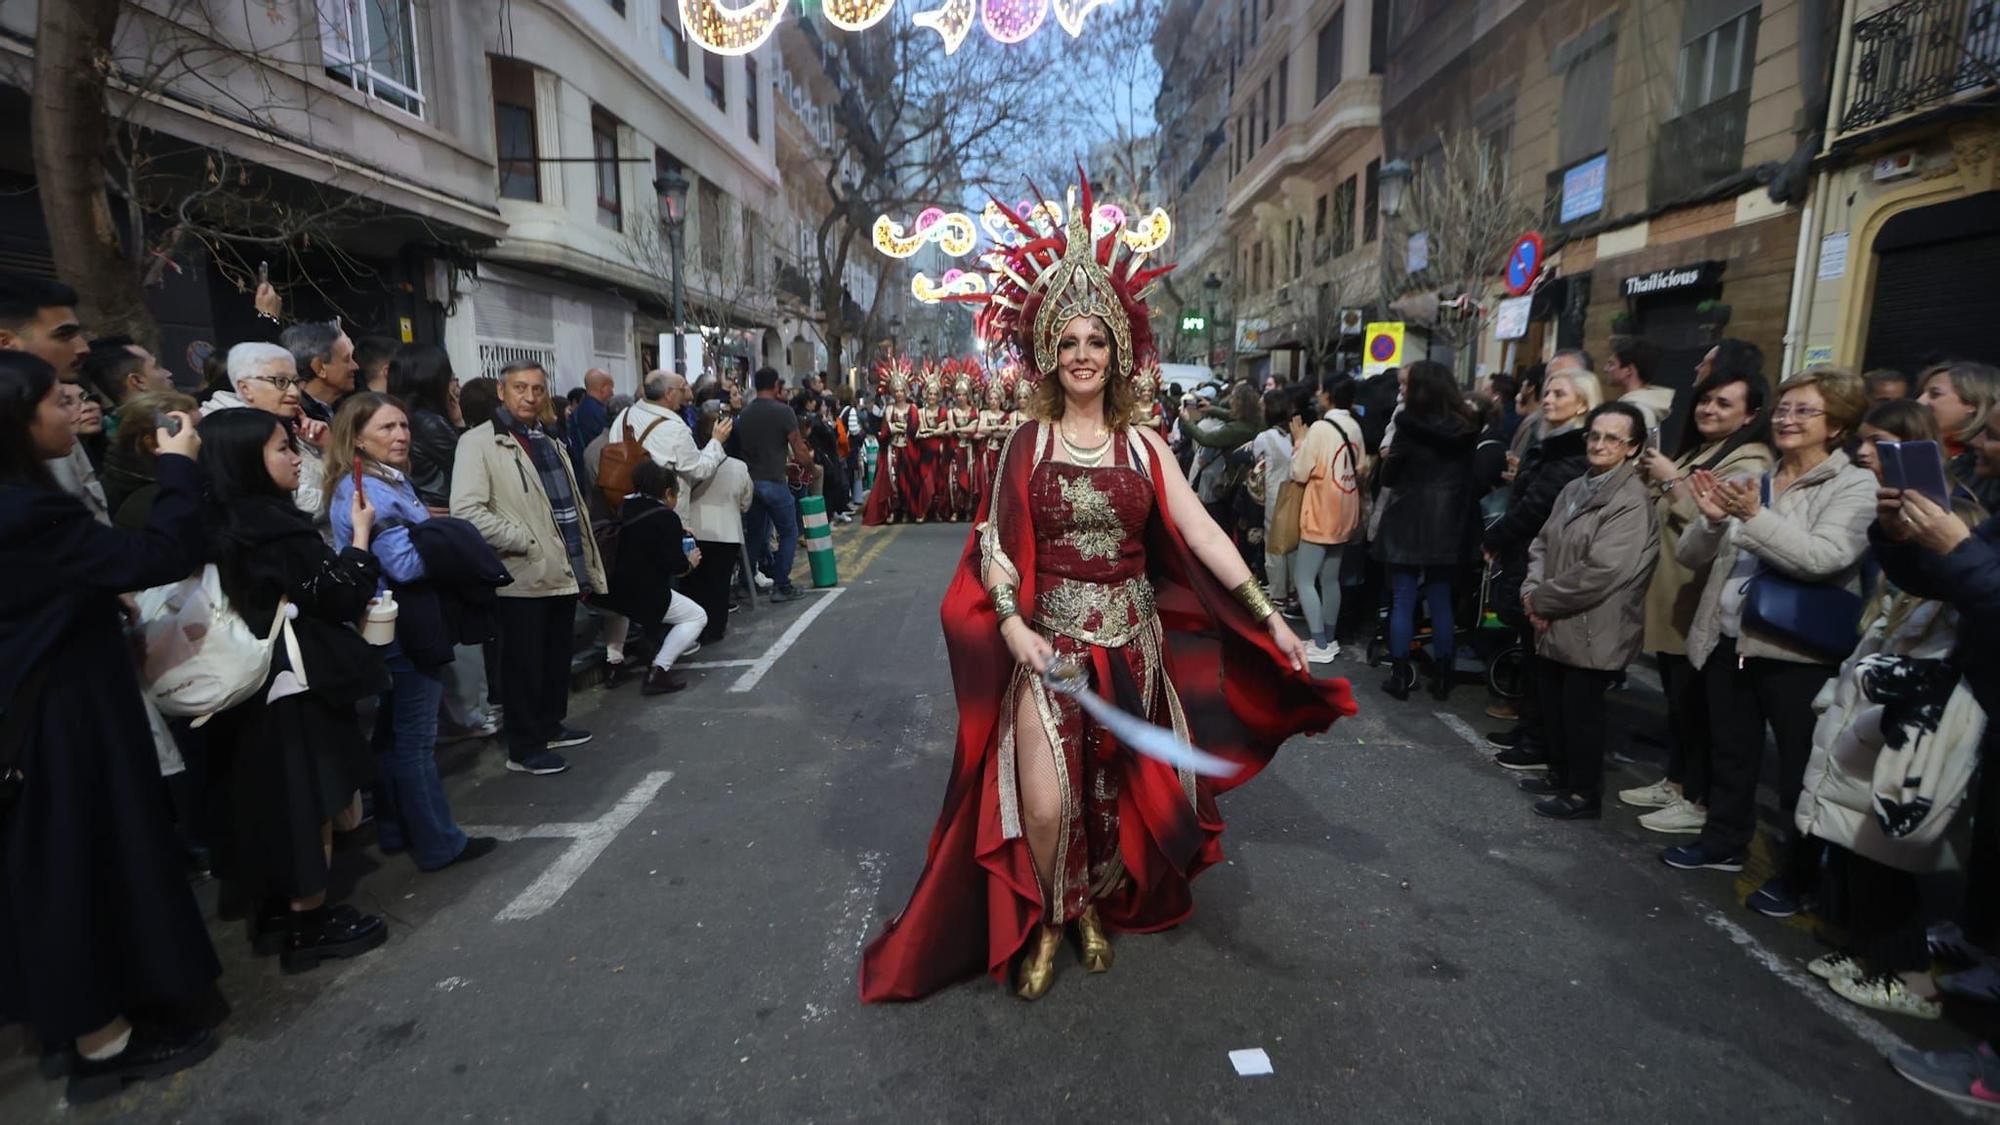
top-left (912, 0), bottom-right (977, 53)
top-left (873, 209), bottom-right (979, 258)
top-left (677, 0), bottom-right (785, 55)
top-left (981, 0), bottom-right (1049, 44)
top-left (913, 268), bottom-right (989, 302)
top-left (1051, 0), bottom-right (1114, 36)
top-left (824, 0), bottom-right (897, 32)
top-left (1119, 207), bottom-right (1173, 253)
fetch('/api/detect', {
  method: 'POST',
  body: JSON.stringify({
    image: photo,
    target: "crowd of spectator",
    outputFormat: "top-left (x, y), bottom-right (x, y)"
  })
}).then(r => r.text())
top-left (0, 271), bottom-right (854, 1103)
top-left (1172, 335), bottom-right (1999, 1111)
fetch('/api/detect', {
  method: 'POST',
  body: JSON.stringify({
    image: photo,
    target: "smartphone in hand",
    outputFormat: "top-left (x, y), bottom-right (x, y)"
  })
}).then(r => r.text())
top-left (352, 454), bottom-right (365, 498)
top-left (1881, 439), bottom-right (1950, 506)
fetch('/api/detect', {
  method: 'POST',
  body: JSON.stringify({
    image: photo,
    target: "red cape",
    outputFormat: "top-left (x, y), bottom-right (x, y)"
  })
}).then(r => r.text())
top-left (857, 422), bottom-right (1356, 1001)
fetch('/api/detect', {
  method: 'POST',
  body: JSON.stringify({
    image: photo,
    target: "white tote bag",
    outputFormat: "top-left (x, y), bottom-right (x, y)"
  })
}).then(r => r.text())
top-left (136, 564), bottom-right (300, 726)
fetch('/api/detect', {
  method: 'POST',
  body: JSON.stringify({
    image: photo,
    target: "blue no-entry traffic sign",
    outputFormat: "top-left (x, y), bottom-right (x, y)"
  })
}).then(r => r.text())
top-left (1505, 232), bottom-right (1544, 297)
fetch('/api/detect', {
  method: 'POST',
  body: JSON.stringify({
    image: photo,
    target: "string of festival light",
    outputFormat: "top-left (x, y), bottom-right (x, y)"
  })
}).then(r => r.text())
top-left (874, 197), bottom-right (1173, 303)
top-left (677, 0), bottom-right (1117, 56)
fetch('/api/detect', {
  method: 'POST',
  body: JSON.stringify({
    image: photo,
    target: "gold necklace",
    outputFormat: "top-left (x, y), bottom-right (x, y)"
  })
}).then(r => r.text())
top-left (1058, 424), bottom-right (1111, 466)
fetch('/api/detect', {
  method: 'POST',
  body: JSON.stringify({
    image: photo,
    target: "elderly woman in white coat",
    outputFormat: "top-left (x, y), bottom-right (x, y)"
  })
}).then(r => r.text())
top-left (679, 407), bottom-right (754, 643)
top-left (1661, 368), bottom-right (1878, 920)
top-left (1517, 402), bottom-right (1660, 819)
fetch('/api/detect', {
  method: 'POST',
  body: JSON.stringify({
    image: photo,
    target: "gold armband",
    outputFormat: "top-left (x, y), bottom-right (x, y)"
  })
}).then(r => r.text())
top-left (989, 584), bottom-right (1021, 624)
top-left (1231, 578), bottom-right (1278, 621)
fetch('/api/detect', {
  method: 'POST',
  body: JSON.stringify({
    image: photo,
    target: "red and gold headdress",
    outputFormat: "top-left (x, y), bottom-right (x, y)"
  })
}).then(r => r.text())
top-left (1131, 357), bottom-right (1161, 403)
top-left (950, 170), bottom-right (1173, 385)
top-left (874, 355), bottom-right (913, 398)
top-left (951, 356), bottom-right (979, 404)
top-left (917, 358), bottom-right (945, 403)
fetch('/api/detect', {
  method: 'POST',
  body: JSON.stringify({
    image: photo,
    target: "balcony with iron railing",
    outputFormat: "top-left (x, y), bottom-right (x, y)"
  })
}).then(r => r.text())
top-left (1839, 0), bottom-right (2000, 137)
top-left (1649, 87), bottom-right (1750, 207)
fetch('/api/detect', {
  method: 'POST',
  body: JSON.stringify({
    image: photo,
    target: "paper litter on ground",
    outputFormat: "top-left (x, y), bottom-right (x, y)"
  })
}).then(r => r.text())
top-left (1229, 1048), bottom-right (1274, 1077)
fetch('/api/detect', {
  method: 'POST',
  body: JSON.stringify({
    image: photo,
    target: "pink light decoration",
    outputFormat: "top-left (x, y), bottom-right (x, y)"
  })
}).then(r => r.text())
top-left (942, 268), bottom-right (965, 282)
top-left (916, 207), bottom-right (945, 231)
top-left (982, 0), bottom-right (1048, 45)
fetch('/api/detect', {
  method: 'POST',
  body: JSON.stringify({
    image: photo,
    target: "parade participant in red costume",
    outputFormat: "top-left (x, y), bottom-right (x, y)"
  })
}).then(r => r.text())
top-left (973, 367), bottom-right (1017, 503)
top-left (909, 364), bottom-right (944, 523)
top-left (859, 176), bottom-right (1356, 1003)
top-left (1133, 359), bottom-right (1170, 440)
top-left (862, 357), bottom-right (917, 526)
top-left (949, 363), bottom-right (981, 520)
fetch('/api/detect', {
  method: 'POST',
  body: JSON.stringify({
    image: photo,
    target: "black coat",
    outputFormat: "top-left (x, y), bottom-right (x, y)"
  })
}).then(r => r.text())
top-left (0, 454), bottom-right (221, 1041)
top-left (1483, 425), bottom-right (1589, 563)
top-left (392, 517), bottom-right (515, 668)
top-left (407, 408), bottom-right (460, 509)
top-left (1375, 412), bottom-right (1479, 568)
top-left (1353, 373), bottom-right (1402, 457)
top-left (598, 496), bottom-right (688, 627)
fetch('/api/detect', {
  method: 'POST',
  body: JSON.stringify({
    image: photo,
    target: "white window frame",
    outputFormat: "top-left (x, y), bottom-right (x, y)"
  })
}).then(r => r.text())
top-left (319, 0), bottom-right (426, 118)
top-left (1676, 10), bottom-right (1758, 115)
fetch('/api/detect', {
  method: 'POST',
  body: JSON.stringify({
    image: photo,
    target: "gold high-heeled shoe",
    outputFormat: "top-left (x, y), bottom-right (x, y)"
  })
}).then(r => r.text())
top-left (1077, 905), bottom-right (1113, 973)
top-left (1015, 925), bottom-right (1062, 1000)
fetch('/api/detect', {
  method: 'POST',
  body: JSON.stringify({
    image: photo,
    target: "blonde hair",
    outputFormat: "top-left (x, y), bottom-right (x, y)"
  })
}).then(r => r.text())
top-left (319, 391), bottom-right (408, 512)
top-left (1545, 369), bottom-right (1604, 411)
top-left (1918, 360), bottom-right (2000, 445)
top-left (1777, 366), bottom-right (1866, 447)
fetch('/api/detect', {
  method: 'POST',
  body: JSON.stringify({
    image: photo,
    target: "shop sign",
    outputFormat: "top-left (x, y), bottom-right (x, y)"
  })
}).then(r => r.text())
top-left (1235, 318), bottom-right (1269, 350)
top-left (1620, 261), bottom-right (1722, 298)
top-left (1180, 312), bottom-right (1207, 334)
top-left (1560, 154), bottom-right (1607, 224)
top-left (1493, 296), bottom-right (1532, 341)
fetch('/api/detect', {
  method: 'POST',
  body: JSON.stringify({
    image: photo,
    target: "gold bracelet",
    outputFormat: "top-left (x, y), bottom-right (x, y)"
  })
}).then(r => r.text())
top-left (1231, 578), bottom-right (1278, 621)
top-left (989, 583), bottom-right (1021, 624)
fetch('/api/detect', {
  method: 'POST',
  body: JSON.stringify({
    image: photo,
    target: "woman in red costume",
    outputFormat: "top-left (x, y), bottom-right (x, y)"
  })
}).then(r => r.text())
top-left (862, 358), bottom-right (917, 526)
top-left (972, 369), bottom-right (1015, 503)
top-left (859, 179), bottom-right (1356, 1003)
top-left (1134, 359), bottom-right (1171, 440)
top-left (949, 365), bottom-right (981, 520)
top-left (910, 364), bottom-right (948, 523)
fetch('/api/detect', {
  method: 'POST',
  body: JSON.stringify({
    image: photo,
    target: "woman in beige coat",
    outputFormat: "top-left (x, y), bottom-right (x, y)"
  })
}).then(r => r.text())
top-left (1518, 402), bottom-right (1660, 819)
top-left (1660, 368), bottom-right (1876, 920)
top-left (1619, 368), bottom-right (1774, 833)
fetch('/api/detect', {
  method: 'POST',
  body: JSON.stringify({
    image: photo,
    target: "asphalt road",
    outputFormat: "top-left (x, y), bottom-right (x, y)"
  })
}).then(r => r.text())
top-left (0, 522), bottom-right (1978, 1122)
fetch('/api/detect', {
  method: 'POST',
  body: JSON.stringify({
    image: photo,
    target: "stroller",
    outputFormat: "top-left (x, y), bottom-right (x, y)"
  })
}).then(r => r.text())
top-left (1363, 514), bottom-right (1525, 700)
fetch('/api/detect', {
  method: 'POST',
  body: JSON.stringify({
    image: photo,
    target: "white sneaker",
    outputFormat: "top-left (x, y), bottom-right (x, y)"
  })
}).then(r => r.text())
top-left (1305, 641), bottom-right (1339, 664)
top-left (1618, 777), bottom-right (1679, 809)
top-left (1829, 973), bottom-right (1944, 1020)
top-left (752, 572), bottom-right (775, 590)
top-left (1638, 798), bottom-right (1707, 835)
top-left (1808, 951), bottom-right (1865, 982)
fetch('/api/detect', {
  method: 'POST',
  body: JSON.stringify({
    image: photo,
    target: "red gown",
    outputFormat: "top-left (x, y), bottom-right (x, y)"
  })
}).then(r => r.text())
top-left (916, 407), bottom-right (952, 521)
top-left (949, 408), bottom-right (979, 519)
top-left (861, 412), bottom-right (902, 526)
top-left (858, 421), bottom-right (1356, 1002)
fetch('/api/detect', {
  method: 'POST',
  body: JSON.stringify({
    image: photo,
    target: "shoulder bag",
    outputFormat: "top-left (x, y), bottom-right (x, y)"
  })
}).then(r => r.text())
top-left (137, 564), bottom-right (302, 726)
top-left (598, 413), bottom-right (669, 514)
top-left (1741, 476), bottom-right (1864, 661)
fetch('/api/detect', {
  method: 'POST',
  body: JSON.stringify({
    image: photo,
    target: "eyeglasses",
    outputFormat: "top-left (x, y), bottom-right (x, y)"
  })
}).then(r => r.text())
top-left (249, 375), bottom-right (301, 391)
top-left (1770, 406), bottom-right (1826, 421)
top-left (1585, 431), bottom-right (1636, 447)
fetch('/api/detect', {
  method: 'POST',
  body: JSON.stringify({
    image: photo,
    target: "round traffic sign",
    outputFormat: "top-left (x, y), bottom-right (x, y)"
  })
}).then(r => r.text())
top-left (1368, 332), bottom-right (1397, 362)
top-left (1504, 232), bottom-right (1544, 296)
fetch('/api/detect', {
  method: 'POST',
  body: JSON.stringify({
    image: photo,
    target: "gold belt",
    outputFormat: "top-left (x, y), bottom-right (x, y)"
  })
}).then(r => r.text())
top-left (1033, 575), bottom-right (1156, 648)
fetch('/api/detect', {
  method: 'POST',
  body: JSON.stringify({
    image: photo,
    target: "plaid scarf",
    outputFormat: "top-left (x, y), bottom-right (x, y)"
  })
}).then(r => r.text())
top-left (498, 411), bottom-right (591, 593)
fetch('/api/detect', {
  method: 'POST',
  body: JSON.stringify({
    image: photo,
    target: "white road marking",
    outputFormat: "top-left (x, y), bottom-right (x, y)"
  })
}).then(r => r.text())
top-left (806, 850), bottom-right (885, 1024)
top-left (728, 587), bottom-right (846, 693)
top-left (461, 770), bottom-right (674, 922)
top-left (678, 659), bottom-right (756, 669)
top-left (1433, 711), bottom-right (1489, 755)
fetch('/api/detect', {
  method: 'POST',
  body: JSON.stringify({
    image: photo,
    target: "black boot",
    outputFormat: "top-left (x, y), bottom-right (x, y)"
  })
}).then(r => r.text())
top-left (280, 905), bottom-right (387, 974)
top-left (1430, 664), bottom-right (1454, 702)
top-left (1381, 659), bottom-right (1415, 701)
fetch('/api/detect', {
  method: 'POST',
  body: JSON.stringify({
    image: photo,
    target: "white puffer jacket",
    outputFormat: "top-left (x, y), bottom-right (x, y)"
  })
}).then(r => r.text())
top-left (1796, 593), bottom-right (1984, 872)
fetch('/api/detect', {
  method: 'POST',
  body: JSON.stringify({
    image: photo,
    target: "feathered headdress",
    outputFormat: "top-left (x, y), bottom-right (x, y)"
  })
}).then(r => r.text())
top-left (949, 169), bottom-right (1173, 385)
top-left (1131, 357), bottom-right (1162, 403)
top-left (951, 357), bottom-right (979, 403)
top-left (874, 355), bottom-right (913, 398)
top-left (917, 358), bottom-right (946, 403)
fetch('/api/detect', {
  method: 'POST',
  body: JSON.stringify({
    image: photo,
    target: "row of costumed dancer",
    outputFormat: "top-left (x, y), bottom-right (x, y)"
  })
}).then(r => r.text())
top-left (862, 355), bottom-right (1170, 526)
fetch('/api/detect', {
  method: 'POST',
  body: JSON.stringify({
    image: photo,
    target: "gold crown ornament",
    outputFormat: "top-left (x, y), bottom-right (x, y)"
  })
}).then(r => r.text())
top-left (874, 355), bottom-right (913, 398)
top-left (949, 170), bottom-right (1174, 387)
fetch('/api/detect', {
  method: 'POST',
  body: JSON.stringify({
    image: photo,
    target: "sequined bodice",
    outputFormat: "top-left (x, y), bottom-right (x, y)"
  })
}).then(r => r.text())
top-left (1030, 440), bottom-right (1153, 584)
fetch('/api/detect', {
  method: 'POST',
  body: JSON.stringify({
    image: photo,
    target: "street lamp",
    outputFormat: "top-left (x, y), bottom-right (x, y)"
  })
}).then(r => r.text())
top-left (1203, 271), bottom-right (1221, 373)
top-left (654, 167), bottom-right (690, 375)
top-left (1377, 158), bottom-right (1413, 220)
